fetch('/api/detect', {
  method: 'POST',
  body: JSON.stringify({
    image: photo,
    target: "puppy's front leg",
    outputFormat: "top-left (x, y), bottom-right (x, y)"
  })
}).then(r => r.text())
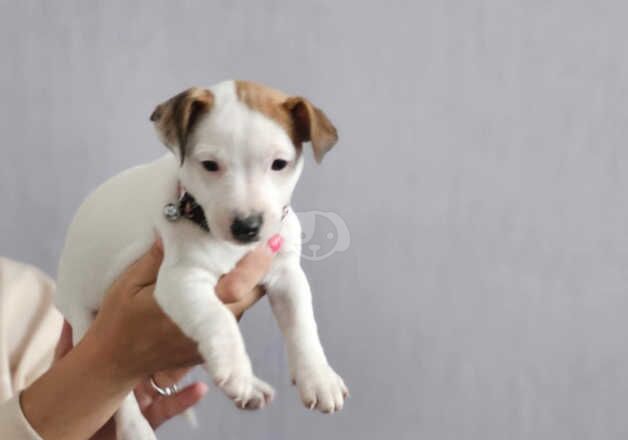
top-left (155, 264), bottom-right (273, 409)
top-left (267, 262), bottom-right (348, 413)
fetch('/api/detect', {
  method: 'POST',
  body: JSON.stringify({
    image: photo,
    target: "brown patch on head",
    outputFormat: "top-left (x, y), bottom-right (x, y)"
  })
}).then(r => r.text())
top-left (235, 80), bottom-right (296, 141)
top-left (283, 96), bottom-right (338, 163)
top-left (150, 87), bottom-right (213, 163)
top-left (235, 80), bottom-right (339, 162)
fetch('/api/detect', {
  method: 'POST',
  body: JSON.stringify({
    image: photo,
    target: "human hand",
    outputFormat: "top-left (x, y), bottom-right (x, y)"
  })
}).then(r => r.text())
top-left (53, 235), bottom-right (281, 437)
top-left (80, 235), bottom-right (280, 380)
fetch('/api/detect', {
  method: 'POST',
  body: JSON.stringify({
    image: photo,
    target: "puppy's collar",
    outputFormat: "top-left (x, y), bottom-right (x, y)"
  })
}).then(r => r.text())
top-left (163, 183), bottom-right (290, 233)
top-left (163, 183), bottom-right (209, 232)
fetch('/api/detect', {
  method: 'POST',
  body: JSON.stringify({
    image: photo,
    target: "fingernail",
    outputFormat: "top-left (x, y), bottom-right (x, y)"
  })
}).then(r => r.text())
top-left (197, 382), bottom-right (209, 395)
top-left (267, 234), bottom-right (283, 253)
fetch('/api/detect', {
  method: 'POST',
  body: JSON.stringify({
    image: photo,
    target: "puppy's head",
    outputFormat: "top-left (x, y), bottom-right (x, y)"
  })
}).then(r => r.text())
top-left (150, 80), bottom-right (338, 244)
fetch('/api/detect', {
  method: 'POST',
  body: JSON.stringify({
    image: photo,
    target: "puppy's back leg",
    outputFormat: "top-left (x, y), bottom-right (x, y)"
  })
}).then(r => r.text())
top-left (65, 310), bottom-right (156, 439)
top-left (115, 393), bottom-right (156, 440)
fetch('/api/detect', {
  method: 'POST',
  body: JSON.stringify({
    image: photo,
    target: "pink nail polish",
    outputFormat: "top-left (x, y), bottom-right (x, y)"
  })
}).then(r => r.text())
top-left (267, 234), bottom-right (283, 253)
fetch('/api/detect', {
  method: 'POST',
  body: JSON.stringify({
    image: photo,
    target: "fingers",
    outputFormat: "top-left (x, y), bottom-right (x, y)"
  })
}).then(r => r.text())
top-left (226, 286), bottom-right (266, 321)
top-left (53, 320), bottom-right (73, 361)
top-left (117, 239), bottom-right (164, 291)
top-left (143, 382), bottom-right (208, 429)
top-left (216, 234), bottom-right (282, 303)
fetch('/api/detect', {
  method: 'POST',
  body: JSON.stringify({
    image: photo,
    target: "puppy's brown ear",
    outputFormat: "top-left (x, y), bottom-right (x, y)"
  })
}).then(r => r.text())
top-left (150, 87), bottom-right (213, 163)
top-left (283, 97), bottom-right (338, 163)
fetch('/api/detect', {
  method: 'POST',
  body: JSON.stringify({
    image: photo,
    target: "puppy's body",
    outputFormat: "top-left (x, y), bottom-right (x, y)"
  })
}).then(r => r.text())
top-left (57, 155), bottom-right (269, 311)
top-left (56, 80), bottom-right (347, 440)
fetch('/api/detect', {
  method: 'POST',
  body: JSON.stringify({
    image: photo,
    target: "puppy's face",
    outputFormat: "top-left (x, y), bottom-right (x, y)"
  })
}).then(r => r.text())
top-left (150, 80), bottom-right (338, 244)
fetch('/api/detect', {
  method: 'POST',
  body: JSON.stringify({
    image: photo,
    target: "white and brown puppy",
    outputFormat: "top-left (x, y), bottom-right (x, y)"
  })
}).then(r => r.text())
top-left (55, 80), bottom-right (348, 440)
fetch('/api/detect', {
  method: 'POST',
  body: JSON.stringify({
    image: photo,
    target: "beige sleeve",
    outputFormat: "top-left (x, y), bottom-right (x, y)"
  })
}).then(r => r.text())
top-left (0, 395), bottom-right (45, 439)
top-left (0, 257), bottom-right (64, 439)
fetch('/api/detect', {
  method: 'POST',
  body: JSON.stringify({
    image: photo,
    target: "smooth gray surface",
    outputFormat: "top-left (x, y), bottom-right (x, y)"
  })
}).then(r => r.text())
top-left (2, 1), bottom-right (628, 439)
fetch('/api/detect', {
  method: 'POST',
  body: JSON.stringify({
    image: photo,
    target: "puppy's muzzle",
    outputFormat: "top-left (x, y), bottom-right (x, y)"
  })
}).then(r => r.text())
top-left (231, 213), bottom-right (263, 243)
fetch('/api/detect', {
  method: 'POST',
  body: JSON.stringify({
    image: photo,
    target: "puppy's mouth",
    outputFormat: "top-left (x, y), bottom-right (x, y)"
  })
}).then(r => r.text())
top-left (227, 205), bottom-right (289, 245)
top-left (233, 235), bottom-right (260, 244)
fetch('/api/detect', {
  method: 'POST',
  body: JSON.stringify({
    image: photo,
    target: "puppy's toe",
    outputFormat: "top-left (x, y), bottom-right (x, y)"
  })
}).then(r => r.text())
top-left (221, 374), bottom-right (274, 411)
top-left (332, 386), bottom-right (345, 412)
top-left (337, 375), bottom-right (350, 399)
top-left (296, 364), bottom-right (348, 414)
top-left (254, 377), bottom-right (275, 405)
top-left (237, 377), bottom-right (274, 410)
top-left (317, 390), bottom-right (336, 413)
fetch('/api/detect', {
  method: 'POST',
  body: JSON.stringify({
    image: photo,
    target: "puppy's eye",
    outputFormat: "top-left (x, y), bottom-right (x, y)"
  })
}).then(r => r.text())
top-left (202, 160), bottom-right (219, 172)
top-left (271, 159), bottom-right (288, 171)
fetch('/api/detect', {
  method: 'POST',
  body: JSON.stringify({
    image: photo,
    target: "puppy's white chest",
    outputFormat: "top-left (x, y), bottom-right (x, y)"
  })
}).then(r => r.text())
top-left (159, 222), bottom-right (253, 278)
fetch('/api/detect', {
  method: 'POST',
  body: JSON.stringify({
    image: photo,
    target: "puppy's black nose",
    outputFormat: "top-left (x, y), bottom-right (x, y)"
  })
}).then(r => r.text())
top-left (231, 214), bottom-right (263, 243)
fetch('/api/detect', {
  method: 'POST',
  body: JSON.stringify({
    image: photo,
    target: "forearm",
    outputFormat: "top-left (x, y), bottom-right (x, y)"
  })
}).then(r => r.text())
top-left (20, 333), bottom-right (139, 440)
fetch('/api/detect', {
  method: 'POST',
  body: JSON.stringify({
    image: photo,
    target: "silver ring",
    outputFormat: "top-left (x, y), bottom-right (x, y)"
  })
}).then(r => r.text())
top-left (149, 376), bottom-right (179, 397)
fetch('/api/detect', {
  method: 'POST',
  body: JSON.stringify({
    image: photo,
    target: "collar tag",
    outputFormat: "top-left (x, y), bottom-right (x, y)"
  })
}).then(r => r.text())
top-left (163, 183), bottom-right (209, 232)
top-left (163, 203), bottom-right (181, 222)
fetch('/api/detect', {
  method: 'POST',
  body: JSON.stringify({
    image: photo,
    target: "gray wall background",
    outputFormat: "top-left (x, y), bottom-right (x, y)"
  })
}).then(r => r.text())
top-left (2, 1), bottom-right (628, 439)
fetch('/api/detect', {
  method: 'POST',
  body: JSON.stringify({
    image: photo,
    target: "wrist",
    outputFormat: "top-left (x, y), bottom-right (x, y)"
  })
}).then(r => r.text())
top-left (77, 331), bottom-right (144, 386)
top-left (20, 335), bottom-right (137, 440)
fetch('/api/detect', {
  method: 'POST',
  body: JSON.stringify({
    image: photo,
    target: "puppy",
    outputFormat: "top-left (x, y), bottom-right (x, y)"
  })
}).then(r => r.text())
top-left (55, 80), bottom-right (348, 440)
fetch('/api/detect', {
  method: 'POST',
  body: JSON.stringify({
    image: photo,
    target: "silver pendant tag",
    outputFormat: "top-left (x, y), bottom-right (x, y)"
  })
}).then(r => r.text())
top-left (163, 203), bottom-right (180, 222)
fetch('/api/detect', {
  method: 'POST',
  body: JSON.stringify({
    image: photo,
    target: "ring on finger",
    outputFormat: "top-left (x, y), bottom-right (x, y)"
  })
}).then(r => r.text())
top-left (149, 375), bottom-right (179, 397)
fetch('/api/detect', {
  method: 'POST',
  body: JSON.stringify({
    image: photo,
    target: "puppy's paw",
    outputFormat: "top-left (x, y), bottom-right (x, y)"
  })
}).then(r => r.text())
top-left (201, 331), bottom-right (274, 410)
top-left (213, 369), bottom-right (275, 410)
top-left (206, 351), bottom-right (273, 409)
top-left (295, 364), bottom-right (348, 413)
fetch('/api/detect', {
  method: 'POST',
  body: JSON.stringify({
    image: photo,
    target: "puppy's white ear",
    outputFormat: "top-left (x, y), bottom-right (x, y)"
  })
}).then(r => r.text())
top-left (283, 97), bottom-right (338, 163)
top-left (150, 87), bottom-right (213, 163)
